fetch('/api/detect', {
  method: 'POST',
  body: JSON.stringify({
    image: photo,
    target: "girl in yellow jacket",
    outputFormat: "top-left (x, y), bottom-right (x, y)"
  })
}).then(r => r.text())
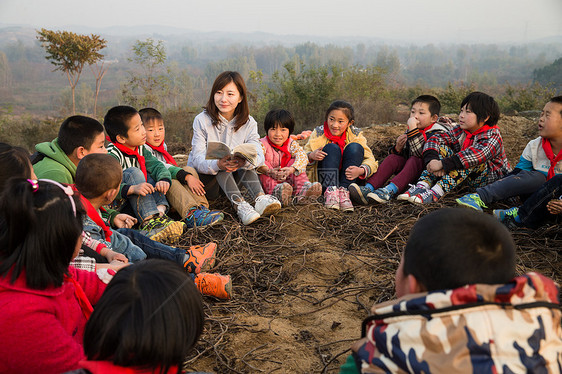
top-left (304, 100), bottom-right (378, 212)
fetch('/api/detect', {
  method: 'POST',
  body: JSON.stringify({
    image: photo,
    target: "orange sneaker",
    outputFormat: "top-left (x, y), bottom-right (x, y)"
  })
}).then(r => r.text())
top-left (194, 273), bottom-right (232, 300)
top-left (183, 242), bottom-right (217, 274)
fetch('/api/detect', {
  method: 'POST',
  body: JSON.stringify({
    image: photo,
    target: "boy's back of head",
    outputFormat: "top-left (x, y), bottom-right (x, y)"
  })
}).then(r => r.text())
top-left (104, 105), bottom-right (138, 143)
top-left (139, 107), bottom-right (163, 125)
top-left (58, 115), bottom-right (104, 155)
top-left (76, 153), bottom-right (122, 199)
top-left (411, 95), bottom-right (441, 117)
top-left (403, 208), bottom-right (516, 292)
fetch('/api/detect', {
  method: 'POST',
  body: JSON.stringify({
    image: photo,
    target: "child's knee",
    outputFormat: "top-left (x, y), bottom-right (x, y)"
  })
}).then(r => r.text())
top-left (343, 142), bottom-right (364, 158)
top-left (322, 143), bottom-right (341, 155)
top-left (122, 167), bottom-right (145, 184)
top-left (183, 166), bottom-right (200, 179)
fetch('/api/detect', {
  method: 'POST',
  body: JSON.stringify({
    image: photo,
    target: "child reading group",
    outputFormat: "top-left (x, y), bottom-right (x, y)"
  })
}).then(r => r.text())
top-left (0, 69), bottom-right (561, 373)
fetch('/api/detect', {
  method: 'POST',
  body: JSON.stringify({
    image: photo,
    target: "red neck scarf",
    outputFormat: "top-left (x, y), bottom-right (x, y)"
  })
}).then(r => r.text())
top-left (419, 122), bottom-right (436, 141)
top-left (106, 136), bottom-right (147, 180)
top-left (267, 137), bottom-right (292, 168)
top-left (145, 141), bottom-right (177, 166)
top-left (78, 194), bottom-right (112, 242)
top-left (79, 360), bottom-right (179, 374)
top-left (323, 121), bottom-right (347, 154)
top-left (64, 274), bottom-right (94, 319)
top-left (461, 125), bottom-right (496, 151)
top-left (541, 138), bottom-right (562, 180)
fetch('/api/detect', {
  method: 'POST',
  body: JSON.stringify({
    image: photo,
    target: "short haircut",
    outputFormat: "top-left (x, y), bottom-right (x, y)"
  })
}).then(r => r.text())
top-left (0, 178), bottom-right (83, 289)
top-left (104, 105), bottom-right (139, 142)
top-left (205, 71), bottom-right (249, 132)
top-left (411, 95), bottom-right (441, 117)
top-left (403, 208), bottom-right (515, 291)
top-left (264, 109), bottom-right (295, 134)
top-left (58, 115), bottom-right (105, 155)
top-left (325, 100), bottom-right (355, 123)
top-left (139, 107), bottom-right (163, 126)
top-left (0, 143), bottom-right (32, 191)
top-left (550, 96), bottom-right (562, 116)
top-left (83, 259), bottom-right (204, 372)
top-left (460, 91), bottom-right (500, 126)
top-left (76, 154), bottom-right (122, 199)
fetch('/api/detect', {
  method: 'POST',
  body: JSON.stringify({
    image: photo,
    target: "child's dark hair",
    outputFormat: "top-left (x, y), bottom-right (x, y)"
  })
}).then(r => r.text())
top-left (325, 100), bottom-right (355, 123)
top-left (104, 105), bottom-right (139, 142)
top-left (550, 96), bottom-right (562, 116)
top-left (412, 95), bottom-right (441, 117)
top-left (0, 179), bottom-right (83, 289)
top-left (460, 92), bottom-right (500, 126)
top-left (264, 109), bottom-right (295, 134)
top-left (205, 71), bottom-right (249, 132)
top-left (0, 143), bottom-right (32, 191)
top-left (58, 115), bottom-right (105, 155)
top-left (76, 154), bottom-right (123, 199)
top-left (83, 259), bottom-right (204, 373)
top-left (402, 208), bottom-right (515, 291)
top-left (139, 107), bottom-right (163, 125)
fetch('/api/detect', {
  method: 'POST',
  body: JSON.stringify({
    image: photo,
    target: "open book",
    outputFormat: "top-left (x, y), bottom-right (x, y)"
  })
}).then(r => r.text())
top-left (205, 141), bottom-right (258, 166)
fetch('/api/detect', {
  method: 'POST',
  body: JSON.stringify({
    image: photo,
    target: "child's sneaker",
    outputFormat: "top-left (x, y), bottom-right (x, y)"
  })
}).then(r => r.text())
top-left (493, 207), bottom-right (520, 228)
top-left (456, 193), bottom-right (487, 212)
top-left (254, 194), bottom-right (281, 216)
top-left (324, 186), bottom-right (340, 209)
top-left (348, 183), bottom-right (370, 205)
top-left (272, 182), bottom-right (293, 207)
top-left (397, 184), bottom-right (425, 202)
top-left (235, 200), bottom-right (260, 225)
top-left (296, 181), bottom-right (322, 204)
top-left (183, 242), bottom-right (217, 274)
top-left (339, 187), bottom-right (354, 212)
top-left (194, 272), bottom-right (232, 300)
top-left (411, 189), bottom-right (438, 204)
top-left (141, 215), bottom-right (185, 243)
top-left (185, 205), bottom-right (224, 228)
top-left (367, 187), bottom-right (394, 204)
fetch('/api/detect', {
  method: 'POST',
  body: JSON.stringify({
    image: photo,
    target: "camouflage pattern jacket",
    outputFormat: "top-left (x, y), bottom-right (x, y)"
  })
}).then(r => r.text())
top-left (351, 273), bottom-right (562, 373)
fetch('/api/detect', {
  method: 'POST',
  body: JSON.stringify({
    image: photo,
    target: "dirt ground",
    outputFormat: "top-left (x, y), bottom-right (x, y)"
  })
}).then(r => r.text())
top-left (171, 114), bottom-right (562, 374)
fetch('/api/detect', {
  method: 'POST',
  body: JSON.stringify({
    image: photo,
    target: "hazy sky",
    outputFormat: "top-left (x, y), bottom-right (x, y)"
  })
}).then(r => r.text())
top-left (1, 0), bottom-right (561, 43)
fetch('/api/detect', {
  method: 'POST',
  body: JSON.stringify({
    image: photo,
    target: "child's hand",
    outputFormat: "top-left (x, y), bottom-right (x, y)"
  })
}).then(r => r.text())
top-left (113, 213), bottom-right (137, 229)
top-left (345, 165), bottom-right (365, 180)
top-left (427, 160), bottom-right (444, 176)
top-left (547, 200), bottom-right (562, 215)
top-left (107, 260), bottom-right (130, 271)
top-left (128, 182), bottom-right (155, 196)
top-left (105, 250), bottom-right (129, 264)
top-left (308, 149), bottom-right (327, 161)
top-left (278, 167), bottom-right (296, 181)
top-left (407, 117), bottom-right (419, 130)
top-left (186, 174), bottom-right (206, 196)
top-left (395, 134), bottom-right (407, 152)
top-left (155, 180), bottom-right (170, 194)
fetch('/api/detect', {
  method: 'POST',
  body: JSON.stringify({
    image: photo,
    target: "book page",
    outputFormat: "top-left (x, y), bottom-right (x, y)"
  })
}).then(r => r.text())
top-left (206, 141), bottom-right (232, 160)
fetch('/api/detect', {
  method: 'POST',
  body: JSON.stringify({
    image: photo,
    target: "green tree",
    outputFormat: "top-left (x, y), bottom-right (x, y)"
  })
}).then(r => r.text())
top-left (36, 29), bottom-right (106, 114)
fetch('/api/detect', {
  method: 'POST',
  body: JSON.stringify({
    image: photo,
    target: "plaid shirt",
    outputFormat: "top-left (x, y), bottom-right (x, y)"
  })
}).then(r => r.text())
top-left (423, 124), bottom-right (511, 184)
top-left (392, 117), bottom-right (454, 158)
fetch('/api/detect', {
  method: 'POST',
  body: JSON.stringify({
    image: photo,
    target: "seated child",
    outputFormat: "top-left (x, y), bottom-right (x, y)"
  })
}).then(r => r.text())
top-left (104, 105), bottom-right (185, 243)
top-left (33, 115), bottom-right (107, 184)
top-left (187, 71), bottom-right (281, 225)
top-left (75, 153), bottom-right (231, 299)
top-left (342, 208), bottom-right (562, 373)
top-left (69, 260), bottom-right (207, 374)
top-left (305, 100), bottom-right (378, 212)
top-left (400, 91), bottom-right (511, 204)
top-left (257, 109), bottom-right (322, 206)
top-left (139, 107), bottom-right (224, 227)
top-left (0, 178), bottom-right (108, 374)
top-left (349, 95), bottom-right (453, 204)
top-left (458, 96), bottom-right (562, 211)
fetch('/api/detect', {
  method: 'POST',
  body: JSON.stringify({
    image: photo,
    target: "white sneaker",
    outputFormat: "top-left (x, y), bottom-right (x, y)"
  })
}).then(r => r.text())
top-left (254, 194), bottom-right (281, 216)
top-left (235, 200), bottom-right (260, 225)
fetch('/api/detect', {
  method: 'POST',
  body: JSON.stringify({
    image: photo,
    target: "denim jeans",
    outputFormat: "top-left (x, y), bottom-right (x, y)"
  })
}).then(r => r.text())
top-left (476, 169), bottom-right (546, 205)
top-left (518, 174), bottom-right (562, 229)
top-left (318, 142), bottom-right (364, 189)
top-left (116, 228), bottom-right (185, 265)
top-left (122, 167), bottom-right (169, 222)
